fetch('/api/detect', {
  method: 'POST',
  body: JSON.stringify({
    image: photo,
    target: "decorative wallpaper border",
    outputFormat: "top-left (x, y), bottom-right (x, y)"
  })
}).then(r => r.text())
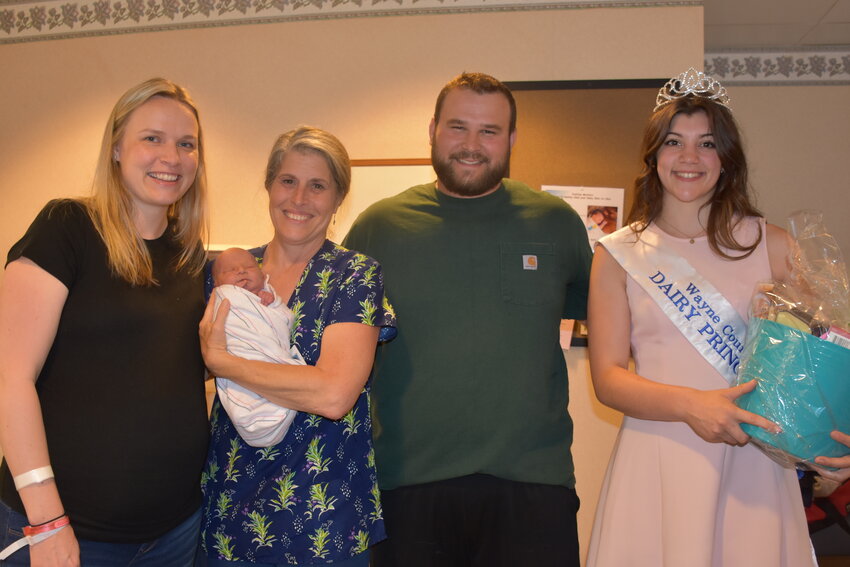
top-left (5, 0), bottom-right (848, 89)
top-left (705, 49), bottom-right (850, 86)
top-left (0, 0), bottom-right (690, 44)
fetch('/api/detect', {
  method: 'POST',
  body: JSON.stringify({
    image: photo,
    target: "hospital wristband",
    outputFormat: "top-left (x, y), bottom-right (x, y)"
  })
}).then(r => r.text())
top-left (13, 466), bottom-right (54, 490)
top-left (0, 515), bottom-right (70, 560)
top-left (29, 512), bottom-right (66, 527)
top-left (23, 515), bottom-right (70, 537)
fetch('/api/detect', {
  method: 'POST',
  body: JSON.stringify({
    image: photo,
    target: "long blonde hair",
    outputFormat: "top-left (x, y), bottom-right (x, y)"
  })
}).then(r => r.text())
top-left (84, 78), bottom-right (208, 286)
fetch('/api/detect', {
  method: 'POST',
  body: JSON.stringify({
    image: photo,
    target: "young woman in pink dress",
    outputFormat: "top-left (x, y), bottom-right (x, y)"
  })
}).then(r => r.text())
top-left (586, 68), bottom-right (849, 566)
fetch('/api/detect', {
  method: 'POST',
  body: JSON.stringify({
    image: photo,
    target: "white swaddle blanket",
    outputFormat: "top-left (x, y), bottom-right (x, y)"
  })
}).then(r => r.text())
top-left (213, 281), bottom-right (305, 447)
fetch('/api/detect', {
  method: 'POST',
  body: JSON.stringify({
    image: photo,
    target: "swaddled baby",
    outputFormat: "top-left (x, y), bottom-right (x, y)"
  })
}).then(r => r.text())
top-left (211, 247), bottom-right (304, 447)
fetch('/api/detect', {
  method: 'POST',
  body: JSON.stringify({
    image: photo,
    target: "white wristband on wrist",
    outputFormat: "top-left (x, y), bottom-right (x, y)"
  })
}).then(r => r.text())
top-left (13, 466), bottom-right (54, 490)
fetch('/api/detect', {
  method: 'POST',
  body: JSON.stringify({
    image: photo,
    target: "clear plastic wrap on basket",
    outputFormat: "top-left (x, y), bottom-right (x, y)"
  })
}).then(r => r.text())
top-left (735, 210), bottom-right (850, 469)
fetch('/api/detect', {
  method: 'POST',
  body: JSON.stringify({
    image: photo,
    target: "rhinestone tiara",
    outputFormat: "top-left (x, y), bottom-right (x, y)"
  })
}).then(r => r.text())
top-left (654, 67), bottom-right (731, 112)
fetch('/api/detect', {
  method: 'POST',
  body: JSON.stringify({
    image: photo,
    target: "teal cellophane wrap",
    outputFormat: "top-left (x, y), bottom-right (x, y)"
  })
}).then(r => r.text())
top-left (736, 317), bottom-right (850, 468)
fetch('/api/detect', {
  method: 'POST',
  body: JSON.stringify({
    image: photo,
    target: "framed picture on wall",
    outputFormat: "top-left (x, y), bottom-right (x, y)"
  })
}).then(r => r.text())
top-left (209, 159), bottom-right (435, 258)
top-left (336, 159), bottom-right (435, 242)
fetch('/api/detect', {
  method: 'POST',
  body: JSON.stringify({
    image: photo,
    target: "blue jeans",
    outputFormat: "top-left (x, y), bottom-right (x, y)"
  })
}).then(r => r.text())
top-left (203, 551), bottom-right (369, 567)
top-left (0, 500), bottom-right (202, 566)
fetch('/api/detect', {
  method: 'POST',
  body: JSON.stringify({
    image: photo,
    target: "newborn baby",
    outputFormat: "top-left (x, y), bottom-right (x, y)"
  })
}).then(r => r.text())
top-left (211, 247), bottom-right (304, 447)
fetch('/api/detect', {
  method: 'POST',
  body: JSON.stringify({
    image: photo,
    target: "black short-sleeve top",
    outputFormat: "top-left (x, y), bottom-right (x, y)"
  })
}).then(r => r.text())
top-left (0, 199), bottom-right (209, 542)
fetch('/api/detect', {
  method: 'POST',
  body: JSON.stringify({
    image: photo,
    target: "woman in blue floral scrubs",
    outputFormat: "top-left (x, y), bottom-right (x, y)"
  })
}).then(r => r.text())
top-left (199, 126), bottom-right (395, 567)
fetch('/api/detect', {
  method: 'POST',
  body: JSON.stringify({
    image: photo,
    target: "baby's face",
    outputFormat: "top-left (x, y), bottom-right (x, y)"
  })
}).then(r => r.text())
top-left (214, 249), bottom-right (265, 294)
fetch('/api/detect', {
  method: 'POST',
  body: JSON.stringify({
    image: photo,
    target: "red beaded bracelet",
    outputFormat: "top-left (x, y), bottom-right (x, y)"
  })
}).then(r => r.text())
top-left (23, 515), bottom-right (70, 537)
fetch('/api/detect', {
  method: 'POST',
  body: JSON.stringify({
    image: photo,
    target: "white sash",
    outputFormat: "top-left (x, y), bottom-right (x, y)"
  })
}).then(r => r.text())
top-left (600, 225), bottom-right (748, 383)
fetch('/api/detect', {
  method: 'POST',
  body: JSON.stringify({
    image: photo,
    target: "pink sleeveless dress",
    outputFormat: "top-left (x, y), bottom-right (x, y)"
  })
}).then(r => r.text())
top-left (586, 218), bottom-right (815, 567)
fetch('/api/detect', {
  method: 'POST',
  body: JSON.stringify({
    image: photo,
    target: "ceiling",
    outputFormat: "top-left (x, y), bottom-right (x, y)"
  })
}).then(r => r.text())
top-left (704, 0), bottom-right (850, 51)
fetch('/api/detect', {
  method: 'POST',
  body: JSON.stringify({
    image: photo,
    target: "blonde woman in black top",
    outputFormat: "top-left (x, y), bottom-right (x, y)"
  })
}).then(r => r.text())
top-left (0, 78), bottom-right (209, 566)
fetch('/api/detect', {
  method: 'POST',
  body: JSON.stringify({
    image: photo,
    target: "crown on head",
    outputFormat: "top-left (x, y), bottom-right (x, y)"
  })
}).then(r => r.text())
top-left (654, 67), bottom-right (731, 112)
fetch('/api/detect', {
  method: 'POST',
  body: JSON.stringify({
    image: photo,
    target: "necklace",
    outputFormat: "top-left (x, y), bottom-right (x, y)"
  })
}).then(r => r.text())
top-left (656, 217), bottom-right (705, 244)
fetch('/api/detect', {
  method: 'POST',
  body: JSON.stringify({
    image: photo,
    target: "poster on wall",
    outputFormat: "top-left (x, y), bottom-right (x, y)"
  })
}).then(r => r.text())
top-left (542, 185), bottom-right (624, 250)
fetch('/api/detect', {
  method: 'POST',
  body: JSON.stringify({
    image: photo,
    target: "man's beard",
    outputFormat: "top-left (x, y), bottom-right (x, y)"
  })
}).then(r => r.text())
top-left (431, 147), bottom-right (509, 197)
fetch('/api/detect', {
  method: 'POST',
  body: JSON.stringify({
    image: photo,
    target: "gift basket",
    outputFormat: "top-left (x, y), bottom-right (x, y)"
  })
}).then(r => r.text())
top-left (735, 210), bottom-right (850, 469)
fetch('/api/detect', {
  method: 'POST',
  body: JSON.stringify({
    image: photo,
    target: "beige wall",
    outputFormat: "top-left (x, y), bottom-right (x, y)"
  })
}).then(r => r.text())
top-left (0, 6), bottom-right (699, 564)
top-left (0, 6), bottom-right (701, 262)
top-left (734, 85), bottom-right (850, 257)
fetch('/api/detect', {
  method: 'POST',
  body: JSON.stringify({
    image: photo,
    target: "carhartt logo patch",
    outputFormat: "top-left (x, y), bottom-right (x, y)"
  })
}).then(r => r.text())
top-left (523, 255), bottom-right (538, 270)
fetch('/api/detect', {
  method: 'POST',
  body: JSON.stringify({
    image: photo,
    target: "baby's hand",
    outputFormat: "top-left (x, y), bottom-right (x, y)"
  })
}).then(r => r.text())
top-left (258, 290), bottom-right (274, 306)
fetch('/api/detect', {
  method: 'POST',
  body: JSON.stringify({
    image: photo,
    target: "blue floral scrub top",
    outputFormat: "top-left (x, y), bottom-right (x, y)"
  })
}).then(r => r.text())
top-left (201, 240), bottom-right (396, 564)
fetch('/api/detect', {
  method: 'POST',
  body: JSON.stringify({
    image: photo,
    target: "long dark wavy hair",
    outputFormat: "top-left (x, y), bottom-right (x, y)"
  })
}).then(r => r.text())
top-left (628, 95), bottom-right (762, 259)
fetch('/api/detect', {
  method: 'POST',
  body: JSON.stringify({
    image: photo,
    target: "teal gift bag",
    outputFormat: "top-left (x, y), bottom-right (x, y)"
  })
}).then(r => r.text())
top-left (736, 317), bottom-right (850, 468)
